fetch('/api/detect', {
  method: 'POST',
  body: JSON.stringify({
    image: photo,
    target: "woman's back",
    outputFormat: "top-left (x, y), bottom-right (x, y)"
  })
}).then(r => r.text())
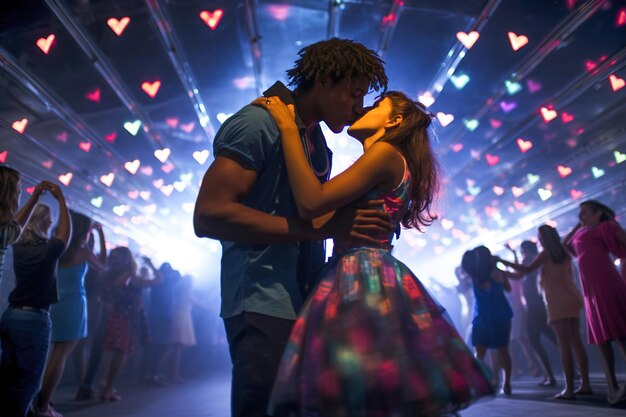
top-left (473, 276), bottom-right (513, 322)
top-left (540, 254), bottom-right (582, 324)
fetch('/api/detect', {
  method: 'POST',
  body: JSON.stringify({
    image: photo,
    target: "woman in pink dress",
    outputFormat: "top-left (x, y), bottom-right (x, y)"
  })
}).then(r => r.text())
top-left (564, 200), bottom-right (626, 405)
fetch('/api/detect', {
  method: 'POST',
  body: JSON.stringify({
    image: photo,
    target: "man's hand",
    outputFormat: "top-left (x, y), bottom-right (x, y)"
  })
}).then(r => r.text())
top-left (322, 199), bottom-right (393, 244)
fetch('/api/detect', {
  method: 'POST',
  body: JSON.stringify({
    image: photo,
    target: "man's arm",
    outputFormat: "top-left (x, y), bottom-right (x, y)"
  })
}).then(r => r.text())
top-left (193, 152), bottom-right (314, 244)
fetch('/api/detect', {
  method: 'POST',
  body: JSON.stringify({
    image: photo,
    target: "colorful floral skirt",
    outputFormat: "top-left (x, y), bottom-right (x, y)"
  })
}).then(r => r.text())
top-left (269, 248), bottom-right (494, 417)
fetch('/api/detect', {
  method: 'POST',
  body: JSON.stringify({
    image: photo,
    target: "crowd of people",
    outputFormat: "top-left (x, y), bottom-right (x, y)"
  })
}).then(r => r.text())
top-left (1, 36), bottom-right (625, 417)
top-left (0, 167), bottom-right (221, 417)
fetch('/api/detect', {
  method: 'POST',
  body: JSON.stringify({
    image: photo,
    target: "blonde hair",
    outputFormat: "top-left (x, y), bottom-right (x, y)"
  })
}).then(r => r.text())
top-left (0, 166), bottom-right (21, 225)
top-left (16, 204), bottom-right (51, 245)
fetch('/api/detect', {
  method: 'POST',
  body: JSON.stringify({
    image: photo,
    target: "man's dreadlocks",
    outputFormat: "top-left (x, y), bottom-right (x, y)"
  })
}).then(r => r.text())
top-left (286, 38), bottom-right (388, 94)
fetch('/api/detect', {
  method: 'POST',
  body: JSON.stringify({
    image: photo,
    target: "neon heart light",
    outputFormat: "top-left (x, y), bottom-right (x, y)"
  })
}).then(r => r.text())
top-left (79, 141), bottom-right (92, 152)
top-left (124, 120), bottom-right (142, 135)
top-left (516, 138), bottom-right (533, 153)
top-left (591, 166), bottom-right (605, 178)
top-left (165, 117), bottom-right (179, 128)
top-left (127, 190), bottom-right (139, 200)
top-left (540, 107), bottom-right (557, 122)
top-left (450, 74), bottom-right (470, 89)
top-left (154, 148), bottom-right (170, 163)
top-left (538, 188), bottom-right (552, 201)
top-left (500, 101), bottom-right (516, 113)
top-left (107, 17), bottom-right (130, 36)
top-left (526, 173), bottom-right (540, 185)
top-left (514, 201), bottom-right (525, 210)
top-left (561, 112), bottom-right (574, 123)
top-left (527, 79), bottom-right (542, 93)
top-left (153, 179), bottom-right (164, 188)
top-left (193, 150), bottom-right (210, 164)
top-left (90, 196), bottom-right (103, 208)
top-left (609, 75), bottom-right (625, 92)
top-left (124, 159), bottom-right (141, 174)
top-left (141, 81), bottom-right (161, 98)
top-left (173, 181), bottom-right (186, 192)
top-left (441, 219), bottom-right (454, 230)
top-left (58, 172), bottom-right (73, 187)
top-left (463, 118), bottom-right (479, 131)
top-left (26, 186), bottom-right (35, 194)
top-left (36, 34), bottom-right (55, 54)
top-left (0, 151), bottom-right (7, 163)
top-left (85, 88), bottom-right (101, 103)
top-left (617, 8), bottom-right (626, 27)
top-left (140, 166), bottom-right (153, 176)
top-left (490, 119), bottom-right (502, 129)
top-left (161, 162), bottom-right (174, 174)
top-left (456, 31), bottom-right (479, 49)
top-left (511, 186), bottom-right (524, 198)
top-left (417, 92), bottom-right (435, 108)
top-left (492, 186), bottom-right (504, 196)
top-left (180, 121), bottom-right (195, 133)
top-left (100, 172), bottom-right (115, 187)
top-left (505, 80), bottom-right (522, 95)
top-left (199, 9), bottom-right (224, 30)
top-left (216, 113), bottom-right (233, 124)
top-left (485, 154), bottom-right (499, 166)
top-left (139, 191), bottom-right (151, 200)
top-left (557, 165), bottom-right (572, 178)
top-left (56, 131), bottom-right (68, 142)
top-left (614, 150), bottom-right (626, 164)
top-left (570, 189), bottom-right (583, 200)
top-left (112, 205), bottom-right (129, 217)
top-left (160, 184), bottom-right (174, 196)
top-left (451, 143), bottom-right (463, 153)
top-left (470, 149), bottom-right (481, 160)
top-left (105, 132), bottom-right (117, 143)
top-left (508, 32), bottom-right (528, 51)
top-left (42, 160), bottom-right (53, 169)
top-left (12, 118), bottom-right (28, 134)
top-left (436, 112), bottom-right (454, 127)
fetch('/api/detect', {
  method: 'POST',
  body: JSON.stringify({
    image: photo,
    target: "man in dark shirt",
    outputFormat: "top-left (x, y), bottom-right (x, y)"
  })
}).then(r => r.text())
top-left (194, 38), bottom-right (389, 417)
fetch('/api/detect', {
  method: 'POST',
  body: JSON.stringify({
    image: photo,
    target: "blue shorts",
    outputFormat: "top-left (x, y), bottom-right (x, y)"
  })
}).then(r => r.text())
top-left (471, 319), bottom-right (511, 349)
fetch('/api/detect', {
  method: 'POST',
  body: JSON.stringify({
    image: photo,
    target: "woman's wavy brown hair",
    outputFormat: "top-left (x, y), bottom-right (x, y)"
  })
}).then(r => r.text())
top-left (380, 91), bottom-right (441, 231)
top-left (0, 166), bottom-right (21, 225)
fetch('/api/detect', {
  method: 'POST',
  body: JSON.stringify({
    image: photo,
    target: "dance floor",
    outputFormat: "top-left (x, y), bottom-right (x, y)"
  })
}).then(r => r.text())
top-left (53, 372), bottom-right (626, 417)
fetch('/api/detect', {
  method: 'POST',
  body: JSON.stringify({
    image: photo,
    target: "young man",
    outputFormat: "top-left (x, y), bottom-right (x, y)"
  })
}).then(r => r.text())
top-left (194, 38), bottom-right (388, 417)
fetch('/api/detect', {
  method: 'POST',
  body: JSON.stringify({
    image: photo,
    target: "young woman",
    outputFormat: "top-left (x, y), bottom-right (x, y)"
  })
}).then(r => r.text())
top-left (0, 168), bottom-right (49, 284)
top-left (498, 226), bottom-right (590, 400)
top-left (0, 183), bottom-right (70, 417)
top-left (254, 92), bottom-right (493, 416)
top-left (100, 250), bottom-right (161, 402)
top-left (564, 200), bottom-right (626, 405)
top-left (461, 246), bottom-right (515, 396)
top-left (36, 212), bottom-right (106, 415)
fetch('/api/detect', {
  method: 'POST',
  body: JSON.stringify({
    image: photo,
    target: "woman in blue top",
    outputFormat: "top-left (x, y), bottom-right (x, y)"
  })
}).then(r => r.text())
top-left (462, 245), bottom-right (516, 396)
top-left (35, 211), bottom-right (106, 416)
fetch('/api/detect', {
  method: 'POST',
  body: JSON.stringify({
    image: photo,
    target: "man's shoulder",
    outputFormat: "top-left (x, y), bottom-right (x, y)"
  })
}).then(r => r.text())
top-left (227, 104), bottom-right (277, 130)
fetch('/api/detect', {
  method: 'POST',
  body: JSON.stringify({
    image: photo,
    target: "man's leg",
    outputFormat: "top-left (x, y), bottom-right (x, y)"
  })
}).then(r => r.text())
top-left (224, 312), bottom-right (294, 417)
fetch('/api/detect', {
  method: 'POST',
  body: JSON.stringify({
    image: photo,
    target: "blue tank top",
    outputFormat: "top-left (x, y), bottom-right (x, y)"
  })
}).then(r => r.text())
top-left (473, 280), bottom-right (513, 322)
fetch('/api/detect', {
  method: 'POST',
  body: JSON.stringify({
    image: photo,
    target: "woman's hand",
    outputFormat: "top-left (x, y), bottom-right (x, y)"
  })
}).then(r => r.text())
top-left (252, 96), bottom-right (297, 131)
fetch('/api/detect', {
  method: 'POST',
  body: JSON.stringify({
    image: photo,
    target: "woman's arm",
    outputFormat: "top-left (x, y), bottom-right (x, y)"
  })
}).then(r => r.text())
top-left (48, 183), bottom-right (71, 246)
top-left (497, 251), bottom-right (546, 274)
top-left (14, 181), bottom-right (47, 227)
top-left (132, 257), bottom-right (163, 288)
top-left (253, 97), bottom-right (399, 220)
top-left (82, 224), bottom-right (107, 270)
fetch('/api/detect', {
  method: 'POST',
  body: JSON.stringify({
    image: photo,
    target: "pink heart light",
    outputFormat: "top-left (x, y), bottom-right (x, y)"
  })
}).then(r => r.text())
top-left (42, 160), bottom-right (53, 169)
top-left (36, 34), bottom-right (55, 54)
top-left (85, 88), bottom-right (101, 103)
top-left (139, 191), bottom-right (151, 200)
top-left (492, 186), bottom-right (504, 196)
top-left (526, 79), bottom-right (542, 93)
top-left (141, 81), bottom-right (161, 98)
top-left (100, 172), bottom-right (115, 187)
top-left (165, 118), bottom-right (179, 128)
top-left (140, 166), bottom-right (153, 176)
top-left (127, 190), bottom-right (139, 200)
top-left (104, 132), bottom-right (117, 143)
top-left (507, 32), bottom-right (528, 51)
top-left (56, 131), bottom-right (68, 142)
top-left (513, 200), bottom-right (525, 210)
top-left (58, 172), bottom-right (73, 187)
top-left (485, 154), bottom-right (500, 166)
top-left (451, 143), bottom-right (463, 153)
top-left (0, 151), bottom-right (7, 163)
top-left (609, 74), bottom-right (625, 92)
top-left (511, 186), bottom-right (524, 198)
top-left (26, 186), bottom-right (35, 194)
top-left (456, 31), bottom-right (480, 49)
top-left (12, 118), bottom-right (28, 134)
top-left (180, 121), bottom-right (195, 133)
top-left (79, 141), bottom-right (92, 152)
top-left (490, 119), bottom-right (502, 129)
top-left (124, 159), bottom-right (141, 175)
top-left (617, 8), bottom-right (626, 27)
top-left (153, 178), bottom-right (164, 188)
top-left (557, 165), bottom-right (572, 178)
top-left (199, 9), bottom-right (224, 30)
top-left (463, 195), bottom-right (474, 203)
top-left (160, 184), bottom-right (174, 196)
top-left (500, 101), bottom-right (516, 113)
top-left (107, 17), bottom-right (130, 37)
top-left (161, 162), bottom-right (175, 174)
top-left (436, 112), bottom-right (454, 127)
top-left (193, 150), bottom-right (210, 164)
top-left (561, 112), bottom-right (574, 123)
top-left (540, 107), bottom-right (557, 122)
top-left (570, 189), bottom-right (583, 200)
top-left (516, 138), bottom-right (533, 153)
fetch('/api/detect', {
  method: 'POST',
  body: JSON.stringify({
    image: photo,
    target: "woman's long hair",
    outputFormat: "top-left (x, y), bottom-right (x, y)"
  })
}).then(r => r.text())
top-left (60, 210), bottom-right (93, 265)
top-left (101, 247), bottom-right (136, 284)
top-left (580, 199), bottom-right (615, 222)
top-left (461, 246), bottom-right (493, 287)
top-left (16, 204), bottom-right (50, 245)
top-left (381, 91), bottom-right (441, 232)
top-left (538, 225), bottom-right (569, 264)
top-left (0, 166), bottom-right (21, 225)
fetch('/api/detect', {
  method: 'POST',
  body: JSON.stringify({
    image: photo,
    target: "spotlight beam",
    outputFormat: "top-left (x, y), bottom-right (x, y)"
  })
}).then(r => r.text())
top-left (243, 0), bottom-right (264, 97)
top-left (327, 0), bottom-right (343, 39)
top-left (376, 0), bottom-right (405, 59)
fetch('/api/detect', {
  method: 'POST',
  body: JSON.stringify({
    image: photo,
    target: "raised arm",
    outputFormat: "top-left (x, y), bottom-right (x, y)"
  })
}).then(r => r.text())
top-left (253, 97), bottom-right (399, 220)
top-left (498, 251), bottom-right (546, 274)
top-left (48, 183), bottom-right (71, 246)
top-left (14, 180), bottom-right (47, 227)
top-left (131, 257), bottom-right (163, 288)
top-left (82, 224), bottom-right (107, 271)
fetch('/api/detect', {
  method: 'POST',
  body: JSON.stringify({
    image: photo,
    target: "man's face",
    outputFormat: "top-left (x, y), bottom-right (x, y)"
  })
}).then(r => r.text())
top-left (318, 76), bottom-right (370, 133)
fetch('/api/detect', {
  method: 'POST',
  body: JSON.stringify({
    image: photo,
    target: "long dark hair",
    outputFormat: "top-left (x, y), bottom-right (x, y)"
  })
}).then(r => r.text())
top-left (381, 91), bottom-right (441, 231)
top-left (0, 166), bottom-right (20, 225)
top-left (580, 199), bottom-right (615, 222)
top-left (538, 225), bottom-right (569, 264)
top-left (101, 247), bottom-right (136, 284)
top-left (461, 246), bottom-right (494, 287)
top-left (60, 210), bottom-right (93, 265)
